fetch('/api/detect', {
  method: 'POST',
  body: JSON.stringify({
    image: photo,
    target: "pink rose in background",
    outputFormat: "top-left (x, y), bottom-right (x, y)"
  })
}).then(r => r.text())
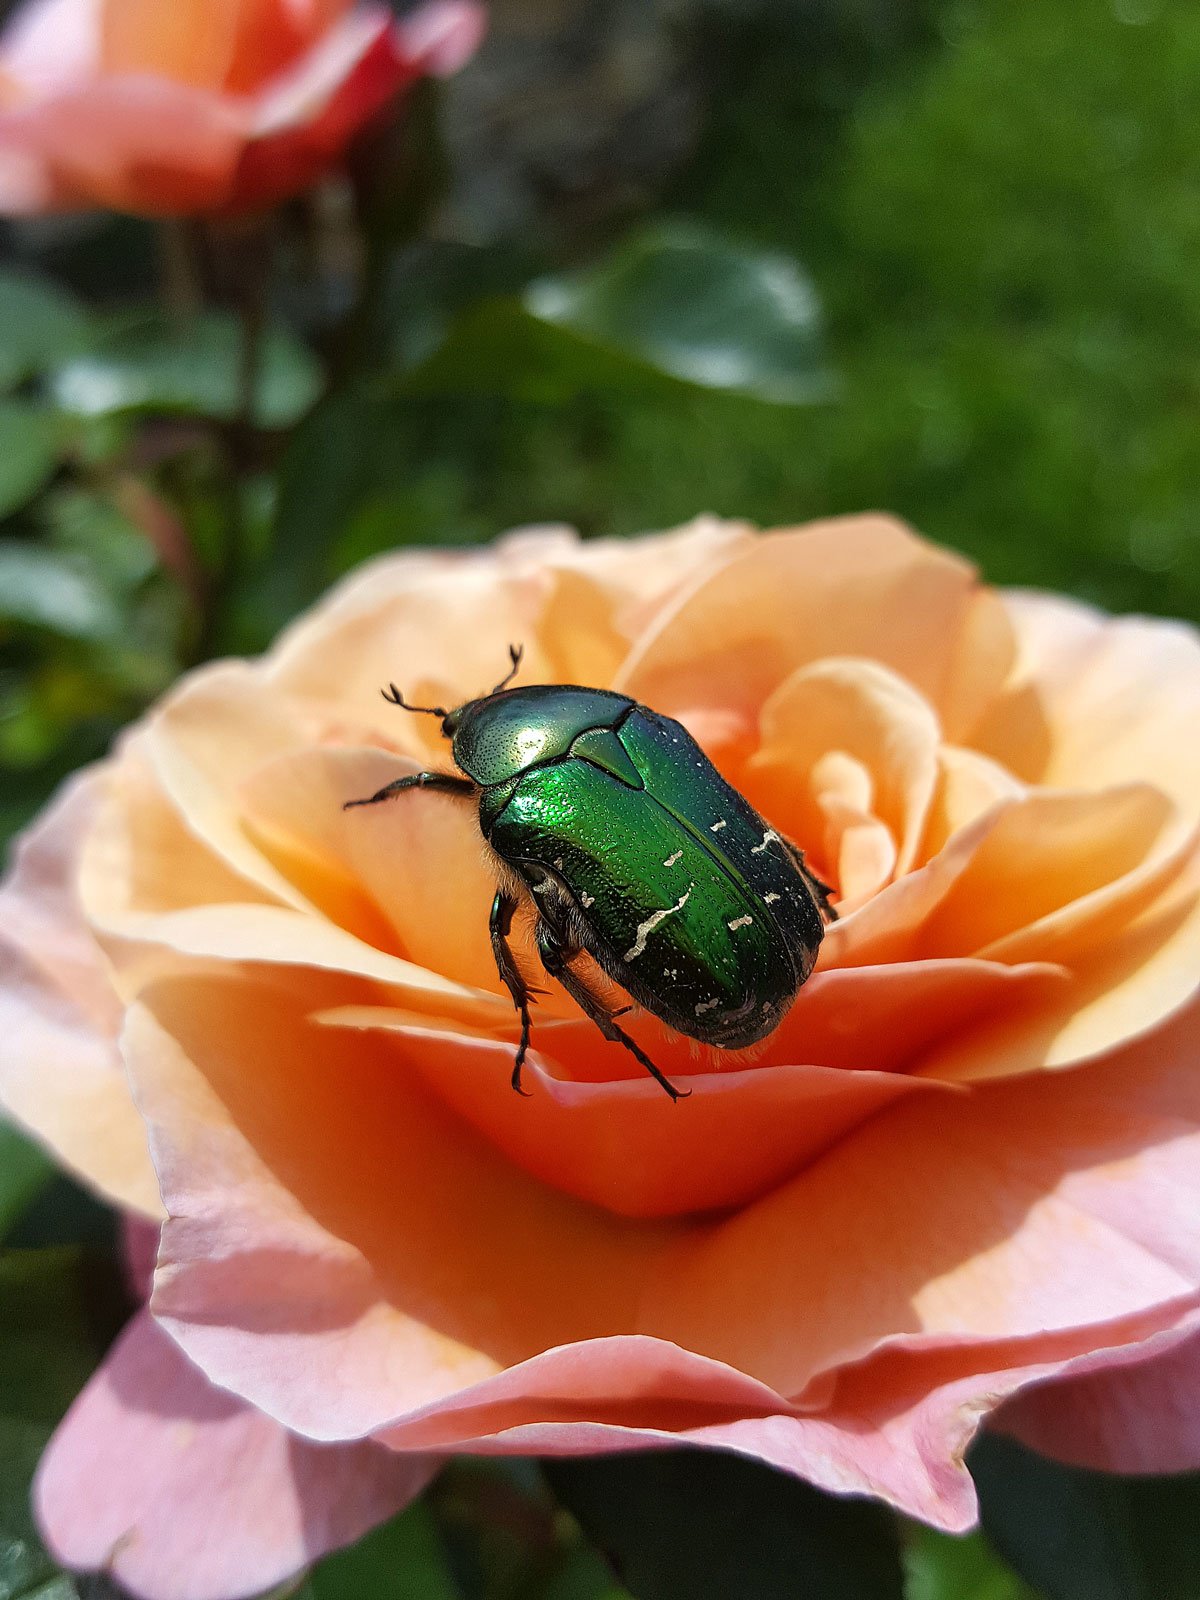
top-left (1, 517), bottom-right (1198, 1597)
top-left (0, 0), bottom-right (485, 216)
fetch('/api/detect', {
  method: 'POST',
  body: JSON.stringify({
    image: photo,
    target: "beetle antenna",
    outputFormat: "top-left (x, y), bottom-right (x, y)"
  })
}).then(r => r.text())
top-left (490, 643), bottom-right (523, 696)
top-left (380, 683), bottom-right (449, 719)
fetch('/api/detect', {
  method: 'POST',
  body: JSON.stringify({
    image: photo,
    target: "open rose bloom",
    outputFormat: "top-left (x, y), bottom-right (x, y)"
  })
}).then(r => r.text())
top-left (0, 0), bottom-right (484, 215)
top-left (2, 516), bottom-right (1199, 1598)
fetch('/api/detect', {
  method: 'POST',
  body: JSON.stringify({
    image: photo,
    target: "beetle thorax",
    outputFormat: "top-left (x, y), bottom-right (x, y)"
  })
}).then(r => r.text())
top-left (450, 684), bottom-right (632, 787)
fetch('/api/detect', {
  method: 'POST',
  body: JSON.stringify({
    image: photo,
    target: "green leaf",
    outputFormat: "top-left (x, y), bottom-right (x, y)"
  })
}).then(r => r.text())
top-left (0, 1125), bottom-right (54, 1244)
top-left (50, 312), bottom-right (323, 429)
top-left (0, 1249), bottom-right (107, 1600)
top-left (544, 1450), bottom-right (904, 1600)
top-left (307, 1501), bottom-right (461, 1600)
top-left (397, 298), bottom-right (681, 403)
top-left (0, 274), bottom-right (87, 395)
top-left (523, 221), bottom-right (833, 405)
top-left (43, 488), bottom-right (160, 599)
top-left (971, 1434), bottom-right (1200, 1600)
top-left (0, 405), bottom-right (61, 521)
top-left (903, 1525), bottom-right (1044, 1600)
top-left (541, 1544), bottom-right (632, 1600)
top-left (0, 542), bottom-right (122, 641)
top-left (395, 226), bottom-right (832, 409)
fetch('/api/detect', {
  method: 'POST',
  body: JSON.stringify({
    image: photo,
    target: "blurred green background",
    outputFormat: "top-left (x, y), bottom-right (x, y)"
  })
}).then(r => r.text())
top-left (3, 0), bottom-right (1199, 851)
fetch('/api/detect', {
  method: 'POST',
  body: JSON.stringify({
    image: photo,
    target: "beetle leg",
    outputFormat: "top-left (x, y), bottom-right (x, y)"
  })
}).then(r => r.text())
top-left (490, 889), bottom-right (535, 1097)
top-left (534, 921), bottom-right (689, 1102)
top-left (343, 771), bottom-right (476, 810)
top-left (782, 837), bottom-right (839, 923)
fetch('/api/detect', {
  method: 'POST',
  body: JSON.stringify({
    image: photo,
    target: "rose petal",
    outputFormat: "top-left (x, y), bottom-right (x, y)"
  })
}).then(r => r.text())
top-left (995, 1317), bottom-right (1200, 1474)
top-left (238, 744), bottom-right (504, 993)
top-left (620, 517), bottom-right (1012, 736)
top-left (130, 972), bottom-right (678, 1441)
top-left (393, 0), bottom-right (487, 79)
top-left (918, 744), bottom-right (1025, 861)
top-left (316, 1006), bottom-right (950, 1217)
top-left (2, 75), bottom-right (244, 213)
top-left (748, 657), bottom-right (942, 885)
top-left (365, 1300), bottom-right (1196, 1533)
top-left (824, 784), bottom-right (1199, 1079)
top-left (139, 664), bottom-right (317, 907)
top-left (100, 0), bottom-right (243, 87)
top-left (0, 772), bottom-right (159, 1215)
top-left (35, 1310), bottom-right (434, 1600)
top-left (0, 0), bottom-right (102, 96)
top-left (234, 6), bottom-right (431, 211)
top-left (264, 521), bottom-right (750, 728)
top-left (642, 1001), bottom-right (1200, 1398)
top-left (977, 591), bottom-right (1200, 815)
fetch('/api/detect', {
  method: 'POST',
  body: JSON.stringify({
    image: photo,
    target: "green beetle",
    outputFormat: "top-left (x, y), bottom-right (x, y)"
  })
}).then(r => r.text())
top-left (345, 648), bottom-right (836, 1100)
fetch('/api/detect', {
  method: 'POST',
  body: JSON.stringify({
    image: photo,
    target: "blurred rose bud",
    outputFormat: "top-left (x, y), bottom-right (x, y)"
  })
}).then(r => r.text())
top-left (0, 0), bottom-right (485, 216)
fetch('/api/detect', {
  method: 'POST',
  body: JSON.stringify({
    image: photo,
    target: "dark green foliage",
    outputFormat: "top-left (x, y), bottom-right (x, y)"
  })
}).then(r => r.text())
top-left (545, 1449), bottom-right (906, 1600)
top-left (971, 1434), bottom-right (1200, 1600)
top-left (0, 1126), bottom-right (53, 1244)
top-left (49, 311), bottom-right (323, 428)
top-left (0, 271), bottom-right (87, 394)
top-left (301, 1501), bottom-right (461, 1600)
top-left (903, 1524), bottom-right (1045, 1600)
top-left (0, 1248), bottom-right (127, 1600)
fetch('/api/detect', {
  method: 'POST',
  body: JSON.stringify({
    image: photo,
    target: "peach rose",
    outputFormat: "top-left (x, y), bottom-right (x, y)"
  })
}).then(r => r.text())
top-left (0, 0), bottom-right (484, 216)
top-left (2, 517), bottom-right (1198, 1597)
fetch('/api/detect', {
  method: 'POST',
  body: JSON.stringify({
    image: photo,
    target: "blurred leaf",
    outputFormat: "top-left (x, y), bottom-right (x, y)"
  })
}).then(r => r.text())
top-left (545, 1450), bottom-right (904, 1600)
top-left (971, 1434), bottom-right (1200, 1600)
top-left (0, 273), bottom-right (87, 395)
top-left (374, 240), bottom-right (538, 373)
top-left (49, 312), bottom-right (323, 429)
top-left (0, 543), bottom-right (122, 641)
top-left (396, 226), bottom-right (832, 408)
top-left (0, 719), bottom-right (118, 855)
top-left (0, 1249), bottom-right (110, 1600)
top-left (399, 298), bottom-right (687, 403)
top-left (524, 221), bottom-right (833, 404)
top-left (7, 1176), bottom-right (122, 1255)
top-left (42, 488), bottom-right (159, 598)
top-left (254, 389), bottom-right (405, 637)
top-left (0, 1125), bottom-right (54, 1243)
top-left (307, 1501), bottom-right (460, 1600)
top-left (903, 1525), bottom-right (1043, 1600)
top-left (0, 405), bottom-right (61, 520)
top-left (10, 1578), bottom-right (80, 1600)
top-left (540, 1545), bottom-right (631, 1600)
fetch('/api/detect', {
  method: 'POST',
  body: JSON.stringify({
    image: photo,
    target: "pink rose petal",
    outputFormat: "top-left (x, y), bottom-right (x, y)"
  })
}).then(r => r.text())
top-left (995, 1317), bottom-right (1200, 1474)
top-left (36, 1310), bottom-right (436, 1600)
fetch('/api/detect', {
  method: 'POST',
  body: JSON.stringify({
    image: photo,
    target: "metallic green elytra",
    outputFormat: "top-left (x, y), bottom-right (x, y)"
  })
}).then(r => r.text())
top-left (345, 647), bottom-right (837, 1100)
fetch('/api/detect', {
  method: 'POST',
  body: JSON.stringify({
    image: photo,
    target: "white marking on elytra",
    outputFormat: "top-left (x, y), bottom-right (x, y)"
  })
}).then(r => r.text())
top-left (554, 857), bottom-right (564, 870)
top-left (751, 828), bottom-right (781, 855)
top-left (663, 850), bottom-right (683, 867)
top-left (764, 892), bottom-right (781, 904)
top-left (727, 915), bottom-right (754, 932)
top-left (580, 892), bottom-right (595, 907)
top-left (695, 997), bottom-right (720, 1017)
top-left (624, 889), bottom-right (692, 961)
top-left (710, 819), bottom-right (728, 833)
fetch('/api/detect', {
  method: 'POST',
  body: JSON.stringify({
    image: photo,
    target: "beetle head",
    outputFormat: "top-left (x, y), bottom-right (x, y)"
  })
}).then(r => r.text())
top-left (379, 644), bottom-right (524, 741)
